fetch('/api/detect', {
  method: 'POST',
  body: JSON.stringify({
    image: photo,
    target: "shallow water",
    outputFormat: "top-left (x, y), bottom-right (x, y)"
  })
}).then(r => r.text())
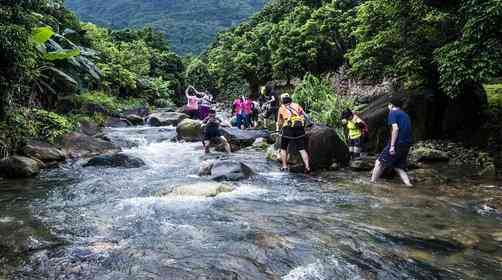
top-left (1, 126), bottom-right (501, 279)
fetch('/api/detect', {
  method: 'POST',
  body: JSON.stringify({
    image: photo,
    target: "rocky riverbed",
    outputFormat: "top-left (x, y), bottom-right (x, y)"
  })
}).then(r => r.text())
top-left (0, 120), bottom-right (501, 279)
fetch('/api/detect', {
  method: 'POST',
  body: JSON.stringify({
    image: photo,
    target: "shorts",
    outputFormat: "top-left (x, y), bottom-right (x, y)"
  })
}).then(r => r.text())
top-left (378, 144), bottom-right (411, 169)
top-left (348, 138), bottom-right (362, 148)
top-left (186, 109), bottom-right (198, 119)
top-left (280, 127), bottom-right (306, 151)
top-left (204, 126), bottom-right (222, 140)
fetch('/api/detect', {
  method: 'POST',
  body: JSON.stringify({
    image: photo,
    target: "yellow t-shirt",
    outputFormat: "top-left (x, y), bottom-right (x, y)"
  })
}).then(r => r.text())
top-left (347, 116), bottom-right (363, 140)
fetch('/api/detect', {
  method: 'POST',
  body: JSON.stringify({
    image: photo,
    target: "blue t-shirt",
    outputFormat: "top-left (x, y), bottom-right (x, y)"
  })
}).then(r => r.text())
top-left (388, 109), bottom-right (412, 145)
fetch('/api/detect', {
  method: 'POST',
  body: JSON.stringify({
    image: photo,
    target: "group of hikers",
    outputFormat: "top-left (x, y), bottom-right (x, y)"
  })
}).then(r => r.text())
top-left (183, 85), bottom-right (413, 187)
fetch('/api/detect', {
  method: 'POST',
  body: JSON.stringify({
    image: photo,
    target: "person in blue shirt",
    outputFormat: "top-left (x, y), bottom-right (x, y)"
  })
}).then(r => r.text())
top-left (371, 98), bottom-right (413, 186)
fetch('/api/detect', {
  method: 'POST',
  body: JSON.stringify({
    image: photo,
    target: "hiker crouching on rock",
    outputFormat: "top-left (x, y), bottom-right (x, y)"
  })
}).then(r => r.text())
top-left (341, 109), bottom-right (368, 159)
top-left (202, 109), bottom-right (232, 154)
top-left (371, 98), bottom-right (413, 187)
top-left (277, 93), bottom-right (311, 173)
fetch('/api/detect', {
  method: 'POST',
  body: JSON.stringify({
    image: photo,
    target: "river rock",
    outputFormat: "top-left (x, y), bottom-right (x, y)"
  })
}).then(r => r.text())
top-left (270, 125), bottom-right (349, 171)
top-left (60, 132), bottom-right (120, 158)
top-left (148, 112), bottom-right (189, 127)
top-left (410, 146), bottom-right (449, 163)
top-left (349, 157), bottom-right (375, 171)
top-left (159, 182), bottom-right (235, 198)
top-left (199, 160), bottom-right (256, 181)
top-left (22, 140), bottom-right (66, 163)
top-left (104, 117), bottom-right (132, 128)
top-left (0, 156), bottom-right (41, 178)
top-left (176, 119), bottom-right (202, 142)
top-left (252, 137), bottom-right (269, 150)
top-left (120, 106), bottom-right (150, 117)
top-left (79, 119), bottom-right (99, 136)
top-left (220, 128), bottom-right (272, 149)
top-left (409, 168), bottom-right (449, 185)
top-left (83, 153), bottom-right (145, 168)
top-left (126, 114), bottom-right (144, 126)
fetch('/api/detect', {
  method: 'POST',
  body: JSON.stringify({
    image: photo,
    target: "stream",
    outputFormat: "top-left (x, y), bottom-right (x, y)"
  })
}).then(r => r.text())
top-left (1, 125), bottom-right (501, 279)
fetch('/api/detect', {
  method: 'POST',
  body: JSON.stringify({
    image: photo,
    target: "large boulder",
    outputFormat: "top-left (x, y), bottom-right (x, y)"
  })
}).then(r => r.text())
top-left (79, 119), bottom-right (99, 136)
top-left (220, 128), bottom-right (272, 149)
top-left (148, 112), bottom-right (189, 127)
top-left (0, 156), bottom-right (41, 178)
top-left (22, 140), bottom-right (66, 163)
top-left (267, 125), bottom-right (350, 171)
top-left (176, 119), bottom-right (203, 142)
top-left (361, 85), bottom-right (487, 152)
top-left (199, 160), bottom-right (256, 181)
top-left (83, 153), bottom-right (145, 168)
top-left (307, 126), bottom-right (350, 170)
top-left (60, 132), bottom-right (120, 158)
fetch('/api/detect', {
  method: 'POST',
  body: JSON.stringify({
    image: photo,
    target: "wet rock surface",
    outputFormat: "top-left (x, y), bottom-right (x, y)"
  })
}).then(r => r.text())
top-left (159, 182), bottom-right (235, 198)
top-left (60, 132), bottom-right (120, 158)
top-left (199, 160), bottom-right (256, 181)
top-left (148, 112), bottom-right (189, 127)
top-left (21, 140), bottom-right (66, 163)
top-left (220, 128), bottom-right (271, 149)
top-left (0, 156), bottom-right (41, 178)
top-left (83, 153), bottom-right (145, 168)
top-left (176, 119), bottom-right (202, 142)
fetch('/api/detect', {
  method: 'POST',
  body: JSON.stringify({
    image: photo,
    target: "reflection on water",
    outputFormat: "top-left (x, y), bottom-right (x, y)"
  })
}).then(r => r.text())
top-left (0, 126), bottom-right (501, 279)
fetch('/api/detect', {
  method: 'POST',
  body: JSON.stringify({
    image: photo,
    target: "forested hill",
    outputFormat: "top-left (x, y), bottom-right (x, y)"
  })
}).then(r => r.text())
top-left (65, 0), bottom-right (268, 54)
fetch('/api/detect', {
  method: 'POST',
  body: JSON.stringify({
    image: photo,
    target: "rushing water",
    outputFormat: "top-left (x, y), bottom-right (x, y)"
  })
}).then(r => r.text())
top-left (1, 126), bottom-right (501, 279)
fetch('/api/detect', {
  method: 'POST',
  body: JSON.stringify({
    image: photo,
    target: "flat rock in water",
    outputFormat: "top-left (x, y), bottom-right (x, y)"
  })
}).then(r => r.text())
top-left (159, 182), bottom-right (235, 198)
top-left (0, 156), bottom-right (41, 178)
top-left (220, 128), bottom-right (272, 149)
top-left (148, 112), bottom-right (189, 127)
top-left (60, 132), bottom-right (120, 158)
top-left (83, 153), bottom-right (145, 168)
top-left (210, 160), bottom-right (256, 181)
top-left (22, 140), bottom-right (66, 162)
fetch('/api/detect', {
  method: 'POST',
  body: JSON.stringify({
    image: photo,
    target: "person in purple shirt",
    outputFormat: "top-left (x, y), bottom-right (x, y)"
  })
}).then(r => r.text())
top-left (371, 98), bottom-right (413, 187)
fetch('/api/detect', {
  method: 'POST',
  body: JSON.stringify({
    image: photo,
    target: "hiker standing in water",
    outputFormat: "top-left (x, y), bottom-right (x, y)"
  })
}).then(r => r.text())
top-left (277, 93), bottom-right (311, 174)
top-left (371, 98), bottom-right (413, 187)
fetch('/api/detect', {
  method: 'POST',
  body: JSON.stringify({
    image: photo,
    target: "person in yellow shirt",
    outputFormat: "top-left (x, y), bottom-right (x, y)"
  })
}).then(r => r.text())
top-left (277, 93), bottom-right (311, 173)
top-left (341, 109), bottom-right (368, 159)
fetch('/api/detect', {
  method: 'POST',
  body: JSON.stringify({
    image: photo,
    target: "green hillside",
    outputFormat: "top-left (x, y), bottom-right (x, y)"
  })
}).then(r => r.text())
top-left (65, 0), bottom-right (268, 54)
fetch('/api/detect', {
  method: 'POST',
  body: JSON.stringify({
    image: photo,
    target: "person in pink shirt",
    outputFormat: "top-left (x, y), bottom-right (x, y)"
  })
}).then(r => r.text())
top-left (242, 97), bottom-right (254, 128)
top-left (232, 96), bottom-right (246, 129)
top-left (185, 86), bottom-right (200, 119)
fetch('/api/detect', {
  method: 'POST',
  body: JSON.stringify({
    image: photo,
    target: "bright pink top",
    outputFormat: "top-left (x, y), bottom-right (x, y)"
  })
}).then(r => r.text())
top-left (186, 95), bottom-right (199, 110)
top-left (233, 99), bottom-right (243, 115)
top-left (243, 99), bottom-right (253, 114)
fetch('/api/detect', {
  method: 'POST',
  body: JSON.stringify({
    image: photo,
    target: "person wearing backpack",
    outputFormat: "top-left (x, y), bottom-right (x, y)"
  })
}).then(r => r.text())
top-left (341, 109), bottom-right (368, 159)
top-left (277, 93), bottom-right (311, 173)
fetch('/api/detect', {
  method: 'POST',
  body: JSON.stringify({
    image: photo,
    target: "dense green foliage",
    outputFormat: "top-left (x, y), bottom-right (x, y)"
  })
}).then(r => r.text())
top-left (0, 0), bottom-right (185, 147)
top-left (293, 74), bottom-right (355, 139)
top-left (65, 0), bottom-right (268, 54)
top-left (207, 0), bottom-right (502, 98)
top-left (484, 83), bottom-right (502, 108)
